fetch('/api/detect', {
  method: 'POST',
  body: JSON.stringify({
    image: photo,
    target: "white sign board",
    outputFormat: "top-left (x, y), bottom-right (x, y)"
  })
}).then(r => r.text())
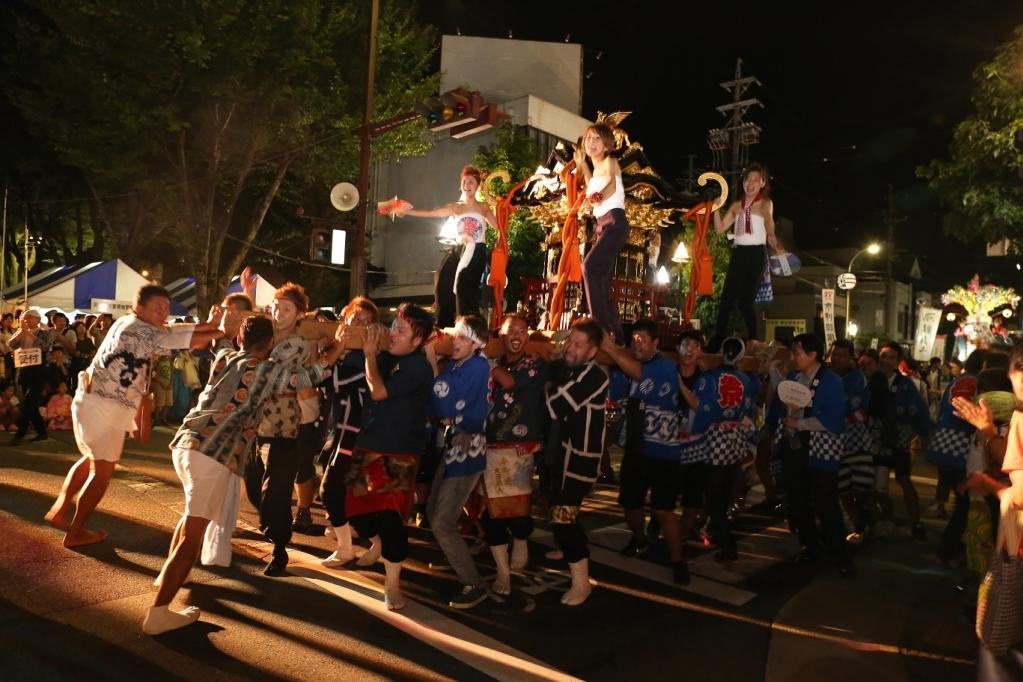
top-left (13, 348), bottom-right (41, 368)
top-left (330, 229), bottom-right (347, 265)
top-left (837, 272), bottom-right (857, 290)
top-left (822, 288), bottom-right (837, 348)
top-left (90, 298), bottom-right (135, 317)
top-left (913, 306), bottom-right (942, 361)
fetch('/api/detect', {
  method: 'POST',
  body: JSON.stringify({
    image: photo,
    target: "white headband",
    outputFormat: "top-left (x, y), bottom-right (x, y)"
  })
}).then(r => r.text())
top-left (454, 319), bottom-right (486, 350)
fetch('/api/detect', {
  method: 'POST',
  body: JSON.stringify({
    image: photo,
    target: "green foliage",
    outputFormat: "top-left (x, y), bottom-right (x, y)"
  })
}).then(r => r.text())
top-left (673, 224), bottom-right (732, 329)
top-left (472, 124), bottom-right (547, 307)
top-left (3, 0), bottom-right (439, 308)
top-left (919, 26), bottom-right (1023, 246)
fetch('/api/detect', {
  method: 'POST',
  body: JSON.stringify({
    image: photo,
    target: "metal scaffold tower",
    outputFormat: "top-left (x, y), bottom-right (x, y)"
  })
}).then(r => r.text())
top-left (707, 57), bottom-right (763, 194)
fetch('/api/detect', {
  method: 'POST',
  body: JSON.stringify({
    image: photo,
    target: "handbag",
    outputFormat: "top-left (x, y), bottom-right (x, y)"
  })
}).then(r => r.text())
top-left (976, 493), bottom-right (1023, 656)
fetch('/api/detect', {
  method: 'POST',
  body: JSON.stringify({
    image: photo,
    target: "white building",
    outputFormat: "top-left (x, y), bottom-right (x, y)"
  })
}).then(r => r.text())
top-left (368, 35), bottom-right (590, 304)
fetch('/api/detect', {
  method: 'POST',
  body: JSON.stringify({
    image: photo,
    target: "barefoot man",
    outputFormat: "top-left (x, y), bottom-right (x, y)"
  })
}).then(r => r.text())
top-left (46, 284), bottom-right (228, 547)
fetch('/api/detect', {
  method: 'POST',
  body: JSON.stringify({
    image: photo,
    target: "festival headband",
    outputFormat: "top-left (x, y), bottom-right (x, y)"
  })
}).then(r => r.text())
top-left (454, 319), bottom-right (486, 350)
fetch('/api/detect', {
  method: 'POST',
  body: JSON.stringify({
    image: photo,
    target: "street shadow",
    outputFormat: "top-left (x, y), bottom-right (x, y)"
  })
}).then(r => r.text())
top-left (0, 595), bottom-right (207, 681)
top-left (1, 481), bottom-right (477, 680)
top-left (183, 576), bottom-right (477, 680)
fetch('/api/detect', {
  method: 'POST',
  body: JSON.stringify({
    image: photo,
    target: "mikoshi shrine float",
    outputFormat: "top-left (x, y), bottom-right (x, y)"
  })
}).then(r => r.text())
top-left (368, 112), bottom-right (785, 373)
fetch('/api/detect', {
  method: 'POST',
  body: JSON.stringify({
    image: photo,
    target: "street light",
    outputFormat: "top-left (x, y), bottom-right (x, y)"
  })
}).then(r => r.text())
top-left (844, 242), bottom-right (882, 338)
top-left (847, 321), bottom-right (859, 337)
top-left (671, 242), bottom-right (690, 263)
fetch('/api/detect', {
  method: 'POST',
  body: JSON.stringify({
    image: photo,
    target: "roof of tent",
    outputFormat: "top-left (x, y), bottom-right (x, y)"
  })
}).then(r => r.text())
top-left (2, 260), bottom-right (150, 313)
top-left (166, 274), bottom-right (277, 316)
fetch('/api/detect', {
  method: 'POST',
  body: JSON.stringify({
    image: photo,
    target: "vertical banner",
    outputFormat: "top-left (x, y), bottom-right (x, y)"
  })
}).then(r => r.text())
top-left (822, 288), bottom-right (836, 348)
top-left (913, 306), bottom-right (942, 361)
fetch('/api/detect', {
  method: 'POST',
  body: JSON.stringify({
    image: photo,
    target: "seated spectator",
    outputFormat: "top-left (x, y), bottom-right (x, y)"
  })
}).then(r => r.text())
top-left (45, 381), bottom-right (73, 431)
top-left (0, 384), bottom-right (21, 431)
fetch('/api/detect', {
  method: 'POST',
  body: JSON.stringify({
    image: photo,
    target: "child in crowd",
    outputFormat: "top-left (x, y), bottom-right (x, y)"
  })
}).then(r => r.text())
top-left (46, 381), bottom-right (73, 431)
top-left (0, 384), bottom-right (20, 431)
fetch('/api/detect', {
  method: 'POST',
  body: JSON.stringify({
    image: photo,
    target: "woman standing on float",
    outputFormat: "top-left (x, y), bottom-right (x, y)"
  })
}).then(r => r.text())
top-left (710, 163), bottom-right (777, 351)
top-left (397, 165), bottom-right (497, 318)
top-left (575, 123), bottom-right (629, 344)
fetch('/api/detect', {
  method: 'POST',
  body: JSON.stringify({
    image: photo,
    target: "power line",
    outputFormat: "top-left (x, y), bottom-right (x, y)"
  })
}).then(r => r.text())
top-left (5, 123), bottom-right (364, 208)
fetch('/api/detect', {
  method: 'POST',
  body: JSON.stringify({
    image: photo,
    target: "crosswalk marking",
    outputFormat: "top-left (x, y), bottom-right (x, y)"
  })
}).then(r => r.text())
top-left (531, 528), bottom-right (759, 606)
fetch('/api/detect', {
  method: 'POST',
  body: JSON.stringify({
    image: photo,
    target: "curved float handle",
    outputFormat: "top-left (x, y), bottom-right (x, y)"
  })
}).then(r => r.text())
top-left (482, 169), bottom-right (512, 207)
top-left (691, 172), bottom-right (728, 215)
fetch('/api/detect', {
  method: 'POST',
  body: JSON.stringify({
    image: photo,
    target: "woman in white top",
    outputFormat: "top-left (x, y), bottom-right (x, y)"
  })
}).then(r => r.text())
top-left (711, 163), bottom-right (778, 350)
top-left (574, 123), bottom-right (629, 343)
top-left (398, 165), bottom-right (497, 319)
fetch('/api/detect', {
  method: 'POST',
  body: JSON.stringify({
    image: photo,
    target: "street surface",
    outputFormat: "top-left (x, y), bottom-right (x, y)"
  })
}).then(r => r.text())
top-left (1, 429), bottom-right (975, 681)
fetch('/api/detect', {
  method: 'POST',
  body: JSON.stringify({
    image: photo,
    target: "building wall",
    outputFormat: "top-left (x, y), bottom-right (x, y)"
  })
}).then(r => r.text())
top-left (369, 129), bottom-right (500, 302)
top-left (440, 36), bottom-right (583, 115)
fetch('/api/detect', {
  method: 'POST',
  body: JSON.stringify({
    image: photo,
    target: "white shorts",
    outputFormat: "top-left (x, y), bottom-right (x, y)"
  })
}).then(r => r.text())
top-left (172, 448), bottom-right (233, 521)
top-left (72, 393), bottom-right (129, 463)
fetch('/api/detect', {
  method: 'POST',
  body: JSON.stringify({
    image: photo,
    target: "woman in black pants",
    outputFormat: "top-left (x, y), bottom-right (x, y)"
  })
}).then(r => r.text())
top-left (710, 163), bottom-right (777, 350)
top-left (397, 165), bottom-right (497, 317)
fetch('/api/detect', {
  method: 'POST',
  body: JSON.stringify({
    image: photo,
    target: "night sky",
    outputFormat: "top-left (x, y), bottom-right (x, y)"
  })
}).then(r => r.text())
top-left (419, 1), bottom-right (1023, 291)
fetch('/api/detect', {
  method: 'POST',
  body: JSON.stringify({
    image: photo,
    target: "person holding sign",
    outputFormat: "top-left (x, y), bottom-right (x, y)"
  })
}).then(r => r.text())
top-left (773, 334), bottom-right (853, 576)
top-left (44, 285), bottom-right (231, 548)
top-left (9, 309), bottom-right (54, 444)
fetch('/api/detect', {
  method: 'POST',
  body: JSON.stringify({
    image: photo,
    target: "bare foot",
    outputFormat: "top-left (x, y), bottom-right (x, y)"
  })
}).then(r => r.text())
top-left (44, 506), bottom-right (70, 531)
top-left (63, 528), bottom-right (108, 548)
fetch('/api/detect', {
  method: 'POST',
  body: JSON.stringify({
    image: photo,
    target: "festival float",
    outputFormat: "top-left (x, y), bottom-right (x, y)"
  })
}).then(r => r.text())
top-left (942, 275), bottom-right (1019, 360)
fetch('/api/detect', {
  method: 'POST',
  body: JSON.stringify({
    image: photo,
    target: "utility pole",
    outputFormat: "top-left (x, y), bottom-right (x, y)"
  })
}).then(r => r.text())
top-left (708, 58), bottom-right (764, 194)
top-left (882, 185), bottom-right (904, 338)
top-left (349, 0), bottom-right (379, 298)
top-left (1, 186), bottom-right (7, 310)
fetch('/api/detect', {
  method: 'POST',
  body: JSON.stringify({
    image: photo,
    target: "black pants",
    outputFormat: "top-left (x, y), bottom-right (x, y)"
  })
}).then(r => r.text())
top-left (455, 243), bottom-right (488, 317)
top-left (781, 440), bottom-right (847, 561)
top-left (349, 510), bottom-right (408, 562)
top-left (320, 455), bottom-right (350, 527)
top-left (16, 371), bottom-right (47, 439)
top-left (936, 466), bottom-right (969, 561)
top-left (258, 436), bottom-right (299, 548)
top-left (550, 475), bottom-right (592, 563)
top-left (706, 463), bottom-right (738, 554)
top-left (294, 422), bottom-right (319, 486)
top-left (713, 244), bottom-right (767, 342)
top-left (582, 208), bottom-right (629, 343)
top-left (481, 511), bottom-right (533, 547)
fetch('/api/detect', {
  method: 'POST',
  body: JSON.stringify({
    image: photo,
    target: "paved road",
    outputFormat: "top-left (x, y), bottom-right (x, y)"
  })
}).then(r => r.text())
top-left (1, 429), bottom-right (975, 681)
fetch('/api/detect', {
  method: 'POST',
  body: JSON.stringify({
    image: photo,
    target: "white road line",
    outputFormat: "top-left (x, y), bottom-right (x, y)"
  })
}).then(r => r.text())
top-left (530, 528), bottom-right (758, 607)
top-left (229, 531), bottom-right (583, 682)
top-left (102, 460), bottom-right (580, 682)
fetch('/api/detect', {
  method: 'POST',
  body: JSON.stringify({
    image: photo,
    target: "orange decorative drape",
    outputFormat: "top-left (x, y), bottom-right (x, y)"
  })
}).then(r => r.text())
top-left (545, 161), bottom-right (585, 331)
top-left (488, 177), bottom-right (530, 329)
top-left (681, 201), bottom-right (715, 326)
